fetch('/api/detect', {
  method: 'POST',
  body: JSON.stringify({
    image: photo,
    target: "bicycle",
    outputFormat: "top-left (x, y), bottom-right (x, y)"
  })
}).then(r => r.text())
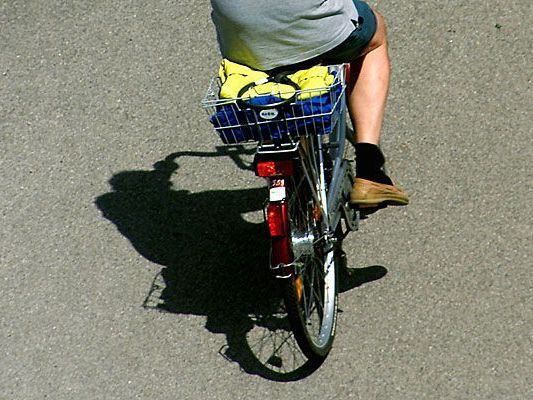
top-left (202, 63), bottom-right (359, 362)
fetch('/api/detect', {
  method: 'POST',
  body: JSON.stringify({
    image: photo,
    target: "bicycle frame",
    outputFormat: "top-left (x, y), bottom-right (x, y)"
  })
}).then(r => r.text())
top-left (254, 83), bottom-right (356, 278)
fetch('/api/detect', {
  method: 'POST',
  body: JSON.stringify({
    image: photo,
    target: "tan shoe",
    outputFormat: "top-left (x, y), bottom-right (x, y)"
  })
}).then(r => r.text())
top-left (350, 178), bottom-right (409, 207)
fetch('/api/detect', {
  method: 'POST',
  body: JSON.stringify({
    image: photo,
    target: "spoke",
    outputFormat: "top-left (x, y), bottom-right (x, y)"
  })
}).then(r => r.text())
top-left (310, 260), bottom-right (325, 314)
top-left (302, 258), bottom-right (326, 327)
top-left (312, 234), bottom-right (327, 246)
top-left (298, 142), bottom-right (330, 235)
top-left (298, 146), bottom-right (322, 211)
top-left (299, 265), bottom-right (310, 321)
top-left (304, 136), bottom-right (320, 189)
top-left (311, 254), bottom-right (326, 280)
top-left (289, 175), bottom-right (305, 208)
top-left (288, 174), bottom-right (309, 232)
top-left (307, 135), bottom-right (324, 199)
top-left (305, 260), bottom-right (316, 321)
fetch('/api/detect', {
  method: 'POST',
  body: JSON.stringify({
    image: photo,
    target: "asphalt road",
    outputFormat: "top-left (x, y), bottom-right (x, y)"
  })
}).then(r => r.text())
top-left (1, 1), bottom-right (532, 399)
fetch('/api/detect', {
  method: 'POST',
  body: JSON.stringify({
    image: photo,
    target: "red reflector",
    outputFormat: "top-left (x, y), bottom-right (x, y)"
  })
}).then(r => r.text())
top-left (255, 160), bottom-right (294, 177)
top-left (267, 202), bottom-right (289, 237)
top-left (271, 237), bottom-right (293, 267)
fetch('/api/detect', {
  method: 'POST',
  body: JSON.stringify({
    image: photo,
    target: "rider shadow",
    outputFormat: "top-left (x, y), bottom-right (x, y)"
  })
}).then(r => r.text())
top-left (94, 146), bottom-right (387, 381)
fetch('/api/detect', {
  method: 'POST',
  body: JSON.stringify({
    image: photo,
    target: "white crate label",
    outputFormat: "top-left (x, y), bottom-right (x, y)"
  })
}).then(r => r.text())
top-left (259, 109), bottom-right (279, 120)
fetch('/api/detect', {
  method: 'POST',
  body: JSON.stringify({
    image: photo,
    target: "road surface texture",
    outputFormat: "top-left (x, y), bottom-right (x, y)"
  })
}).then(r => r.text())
top-left (1, 0), bottom-right (532, 399)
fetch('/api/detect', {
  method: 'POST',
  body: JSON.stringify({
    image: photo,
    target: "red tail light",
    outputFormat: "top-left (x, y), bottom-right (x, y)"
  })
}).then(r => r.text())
top-left (267, 202), bottom-right (289, 237)
top-left (255, 160), bottom-right (294, 177)
top-left (271, 237), bottom-right (293, 268)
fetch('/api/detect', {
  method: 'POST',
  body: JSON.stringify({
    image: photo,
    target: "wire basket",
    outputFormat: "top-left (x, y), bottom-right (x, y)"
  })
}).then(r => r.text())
top-left (202, 64), bottom-right (346, 145)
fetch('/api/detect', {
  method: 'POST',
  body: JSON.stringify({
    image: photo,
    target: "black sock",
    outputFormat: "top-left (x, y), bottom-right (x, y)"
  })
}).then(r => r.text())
top-left (355, 143), bottom-right (393, 185)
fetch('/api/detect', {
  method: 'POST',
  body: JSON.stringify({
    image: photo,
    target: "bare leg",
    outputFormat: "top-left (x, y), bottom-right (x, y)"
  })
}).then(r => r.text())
top-left (347, 11), bottom-right (409, 206)
top-left (347, 11), bottom-right (389, 145)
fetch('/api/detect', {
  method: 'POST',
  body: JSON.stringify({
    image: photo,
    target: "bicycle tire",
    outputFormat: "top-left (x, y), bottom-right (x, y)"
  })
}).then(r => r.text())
top-left (282, 157), bottom-right (339, 361)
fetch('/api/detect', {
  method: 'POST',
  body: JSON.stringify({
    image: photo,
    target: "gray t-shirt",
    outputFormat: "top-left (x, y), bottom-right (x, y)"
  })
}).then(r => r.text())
top-left (211, 0), bottom-right (359, 70)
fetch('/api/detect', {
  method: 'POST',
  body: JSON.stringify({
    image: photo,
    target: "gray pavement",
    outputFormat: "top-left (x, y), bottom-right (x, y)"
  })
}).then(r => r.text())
top-left (1, 0), bottom-right (532, 399)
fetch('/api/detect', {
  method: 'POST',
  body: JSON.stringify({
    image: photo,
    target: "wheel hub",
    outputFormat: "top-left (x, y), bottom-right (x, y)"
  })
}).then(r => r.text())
top-left (291, 229), bottom-right (315, 258)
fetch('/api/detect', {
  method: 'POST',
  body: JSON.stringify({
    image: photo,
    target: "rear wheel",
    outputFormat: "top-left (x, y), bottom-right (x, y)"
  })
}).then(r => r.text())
top-left (282, 166), bottom-right (338, 361)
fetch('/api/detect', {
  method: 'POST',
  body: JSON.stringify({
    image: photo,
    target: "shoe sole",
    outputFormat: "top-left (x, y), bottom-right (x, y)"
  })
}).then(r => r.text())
top-left (350, 197), bottom-right (409, 208)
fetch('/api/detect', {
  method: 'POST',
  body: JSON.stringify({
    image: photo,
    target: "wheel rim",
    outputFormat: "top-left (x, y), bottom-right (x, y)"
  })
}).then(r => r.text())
top-left (294, 249), bottom-right (336, 349)
top-left (288, 175), bottom-right (337, 350)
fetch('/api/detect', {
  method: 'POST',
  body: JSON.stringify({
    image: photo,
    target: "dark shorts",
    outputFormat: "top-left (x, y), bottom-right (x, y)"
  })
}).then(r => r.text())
top-left (320, 0), bottom-right (377, 64)
top-left (268, 0), bottom-right (377, 74)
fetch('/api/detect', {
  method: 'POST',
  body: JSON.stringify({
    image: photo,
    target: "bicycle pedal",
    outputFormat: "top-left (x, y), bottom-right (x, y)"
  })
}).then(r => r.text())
top-left (340, 202), bottom-right (359, 231)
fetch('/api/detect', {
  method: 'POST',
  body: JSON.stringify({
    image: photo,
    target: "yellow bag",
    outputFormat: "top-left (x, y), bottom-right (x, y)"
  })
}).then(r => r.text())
top-left (218, 59), bottom-right (334, 101)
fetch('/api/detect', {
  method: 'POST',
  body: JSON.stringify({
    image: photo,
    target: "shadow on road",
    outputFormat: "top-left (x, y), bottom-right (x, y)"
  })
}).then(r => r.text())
top-left (94, 147), bottom-right (387, 381)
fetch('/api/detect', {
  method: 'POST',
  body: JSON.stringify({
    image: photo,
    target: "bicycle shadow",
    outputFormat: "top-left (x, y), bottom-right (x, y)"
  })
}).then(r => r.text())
top-left (94, 146), bottom-right (387, 381)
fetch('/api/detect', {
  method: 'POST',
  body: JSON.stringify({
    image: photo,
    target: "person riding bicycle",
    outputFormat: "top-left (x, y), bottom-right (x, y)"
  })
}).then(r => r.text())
top-left (210, 0), bottom-right (409, 207)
